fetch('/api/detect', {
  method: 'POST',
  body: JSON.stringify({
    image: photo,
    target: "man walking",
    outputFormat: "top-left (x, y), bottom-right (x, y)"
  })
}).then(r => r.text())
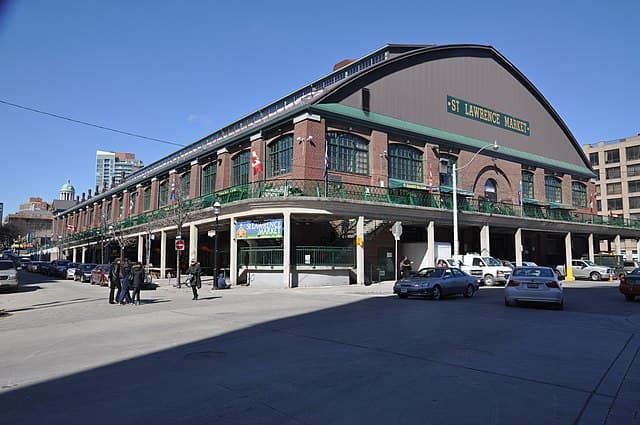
top-left (117, 258), bottom-right (132, 304)
top-left (108, 258), bottom-right (121, 304)
top-left (187, 258), bottom-right (201, 300)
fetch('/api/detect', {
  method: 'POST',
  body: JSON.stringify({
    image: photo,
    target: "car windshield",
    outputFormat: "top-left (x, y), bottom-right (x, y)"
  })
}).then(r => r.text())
top-left (629, 268), bottom-right (640, 275)
top-left (483, 257), bottom-right (501, 266)
top-left (513, 267), bottom-right (554, 278)
top-left (583, 260), bottom-right (595, 266)
top-left (0, 261), bottom-right (14, 270)
top-left (81, 264), bottom-right (97, 271)
top-left (414, 268), bottom-right (445, 278)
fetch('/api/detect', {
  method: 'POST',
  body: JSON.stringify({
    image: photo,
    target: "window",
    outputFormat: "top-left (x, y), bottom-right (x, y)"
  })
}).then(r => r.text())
top-left (628, 164), bottom-right (640, 177)
top-left (627, 146), bottom-right (640, 161)
top-left (605, 149), bottom-right (620, 164)
top-left (388, 144), bottom-right (423, 182)
top-left (544, 176), bottom-right (562, 203)
top-left (117, 197), bottom-right (123, 217)
top-left (143, 187), bottom-right (151, 211)
top-left (607, 182), bottom-right (622, 195)
top-left (606, 167), bottom-right (621, 179)
top-left (180, 171), bottom-right (191, 199)
top-left (106, 202), bottom-right (112, 222)
top-left (628, 180), bottom-right (640, 193)
top-left (130, 192), bottom-right (137, 215)
top-left (572, 182), bottom-right (587, 208)
top-left (484, 179), bottom-right (497, 202)
top-left (597, 200), bottom-right (601, 212)
top-left (589, 152), bottom-right (599, 167)
top-left (201, 162), bottom-right (217, 195)
top-left (608, 198), bottom-right (623, 210)
top-left (267, 135), bottom-right (293, 177)
top-left (232, 150), bottom-right (250, 186)
top-left (439, 155), bottom-right (456, 187)
top-left (326, 131), bottom-right (369, 175)
top-left (629, 196), bottom-right (640, 209)
top-left (522, 171), bottom-right (534, 199)
top-left (159, 181), bottom-right (168, 206)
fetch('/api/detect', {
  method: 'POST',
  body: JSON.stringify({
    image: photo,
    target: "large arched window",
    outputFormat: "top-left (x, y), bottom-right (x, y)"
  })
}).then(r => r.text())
top-left (143, 187), bottom-right (151, 211)
top-left (268, 135), bottom-right (293, 177)
top-left (159, 180), bottom-right (168, 206)
top-left (106, 202), bottom-right (112, 222)
top-left (232, 150), bottom-right (250, 186)
top-left (180, 171), bottom-right (191, 200)
top-left (388, 144), bottom-right (423, 182)
top-left (201, 162), bottom-right (217, 196)
top-left (522, 171), bottom-right (534, 199)
top-left (438, 155), bottom-right (456, 187)
top-left (484, 179), bottom-right (497, 202)
top-left (326, 131), bottom-right (369, 175)
top-left (545, 176), bottom-right (562, 203)
top-left (572, 182), bottom-right (587, 208)
top-left (130, 192), bottom-right (137, 215)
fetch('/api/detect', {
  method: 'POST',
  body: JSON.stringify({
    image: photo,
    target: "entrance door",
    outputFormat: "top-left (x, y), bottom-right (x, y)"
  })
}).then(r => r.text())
top-left (377, 247), bottom-right (395, 281)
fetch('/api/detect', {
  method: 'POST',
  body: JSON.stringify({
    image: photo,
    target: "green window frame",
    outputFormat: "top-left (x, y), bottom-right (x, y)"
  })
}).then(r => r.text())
top-left (388, 144), bottom-right (423, 182)
top-left (571, 182), bottom-right (587, 207)
top-left (439, 155), bottom-right (456, 187)
top-left (106, 202), bottom-right (112, 222)
top-left (201, 162), bottom-right (217, 196)
top-left (117, 197), bottom-right (123, 218)
top-left (180, 171), bottom-right (191, 200)
top-left (159, 181), bottom-right (168, 206)
top-left (326, 131), bottom-right (369, 175)
top-left (232, 150), bottom-right (250, 186)
top-left (130, 192), bottom-right (137, 215)
top-left (522, 171), bottom-right (534, 199)
top-left (267, 135), bottom-right (293, 177)
top-left (544, 176), bottom-right (562, 203)
top-left (143, 187), bottom-right (151, 211)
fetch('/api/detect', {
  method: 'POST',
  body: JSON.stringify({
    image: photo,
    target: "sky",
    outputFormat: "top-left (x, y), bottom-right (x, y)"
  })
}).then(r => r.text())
top-left (0, 0), bottom-right (638, 217)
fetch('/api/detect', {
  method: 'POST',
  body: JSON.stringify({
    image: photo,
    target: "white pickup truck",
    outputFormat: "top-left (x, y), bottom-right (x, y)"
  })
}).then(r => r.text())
top-left (458, 254), bottom-right (513, 286)
top-left (556, 259), bottom-right (614, 281)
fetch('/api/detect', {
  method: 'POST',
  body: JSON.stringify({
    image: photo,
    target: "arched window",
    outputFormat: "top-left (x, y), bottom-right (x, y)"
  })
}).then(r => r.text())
top-left (117, 196), bottom-right (123, 218)
top-left (326, 131), bottom-right (369, 175)
top-left (201, 162), bottom-right (217, 196)
top-left (159, 180), bottom-right (168, 206)
top-left (268, 135), bottom-right (293, 177)
top-left (232, 150), bottom-right (250, 186)
top-left (438, 155), bottom-right (456, 187)
top-left (522, 171), bottom-right (534, 200)
top-left (388, 144), bottom-right (423, 182)
top-left (143, 187), bottom-right (151, 211)
top-left (545, 176), bottom-right (562, 203)
top-left (180, 171), bottom-right (191, 199)
top-left (130, 192), bottom-right (137, 215)
top-left (106, 202), bottom-right (112, 222)
top-left (484, 179), bottom-right (497, 202)
top-left (572, 182), bottom-right (587, 207)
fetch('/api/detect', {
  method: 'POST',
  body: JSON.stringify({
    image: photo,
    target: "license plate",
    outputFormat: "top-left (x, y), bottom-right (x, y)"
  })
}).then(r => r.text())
top-left (527, 284), bottom-right (539, 289)
top-left (401, 288), bottom-right (408, 293)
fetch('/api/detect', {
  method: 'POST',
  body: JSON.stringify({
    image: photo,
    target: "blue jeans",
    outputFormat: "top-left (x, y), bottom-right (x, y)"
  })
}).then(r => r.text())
top-left (118, 277), bottom-right (132, 303)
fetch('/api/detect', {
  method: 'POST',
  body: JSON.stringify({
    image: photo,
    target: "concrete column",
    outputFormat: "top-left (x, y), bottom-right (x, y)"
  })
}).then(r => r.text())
top-left (189, 224), bottom-right (198, 262)
top-left (283, 211), bottom-right (291, 288)
top-left (426, 221), bottom-right (435, 267)
top-left (72, 247), bottom-right (77, 263)
top-left (356, 216), bottom-right (365, 284)
top-left (614, 234), bottom-right (621, 255)
top-left (588, 234), bottom-right (595, 262)
top-left (480, 225), bottom-right (490, 256)
top-left (160, 230), bottom-right (167, 279)
top-left (514, 228), bottom-right (522, 266)
top-left (82, 246), bottom-right (87, 263)
top-left (230, 216), bottom-right (237, 286)
top-left (137, 235), bottom-right (144, 262)
top-left (565, 232), bottom-right (574, 281)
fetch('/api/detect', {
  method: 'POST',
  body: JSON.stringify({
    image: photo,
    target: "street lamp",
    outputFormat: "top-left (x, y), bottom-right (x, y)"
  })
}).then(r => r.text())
top-left (210, 201), bottom-right (221, 287)
top-left (452, 140), bottom-right (499, 257)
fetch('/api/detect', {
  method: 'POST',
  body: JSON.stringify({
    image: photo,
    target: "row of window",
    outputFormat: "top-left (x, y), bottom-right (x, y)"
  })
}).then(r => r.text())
top-left (589, 145), bottom-right (640, 166)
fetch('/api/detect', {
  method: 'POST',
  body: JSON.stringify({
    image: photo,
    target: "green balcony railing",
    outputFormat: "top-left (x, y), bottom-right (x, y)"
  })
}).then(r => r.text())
top-left (238, 246), bottom-right (355, 267)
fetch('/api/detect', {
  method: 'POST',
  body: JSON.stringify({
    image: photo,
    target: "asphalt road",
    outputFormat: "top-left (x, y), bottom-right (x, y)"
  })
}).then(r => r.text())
top-left (1, 272), bottom-right (639, 425)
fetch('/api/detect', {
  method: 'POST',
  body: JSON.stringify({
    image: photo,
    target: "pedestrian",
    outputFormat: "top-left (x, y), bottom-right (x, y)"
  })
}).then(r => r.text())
top-left (400, 256), bottom-right (412, 278)
top-left (217, 272), bottom-right (230, 289)
top-left (130, 262), bottom-right (145, 305)
top-left (108, 258), bottom-right (121, 304)
top-left (117, 258), bottom-right (132, 304)
top-left (187, 258), bottom-right (201, 300)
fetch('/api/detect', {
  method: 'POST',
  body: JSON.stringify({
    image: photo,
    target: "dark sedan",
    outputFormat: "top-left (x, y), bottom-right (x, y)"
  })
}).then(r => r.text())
top-left (619, 268), bottom-right (640, 301)
top-left (74, 263), bottom-right (97, 283)
top-left (393, 267), bottom-right (479, 300)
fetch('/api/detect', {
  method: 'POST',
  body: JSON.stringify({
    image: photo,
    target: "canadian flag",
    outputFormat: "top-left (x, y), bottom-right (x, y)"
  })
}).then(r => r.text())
top-left (251, 147), bottom-right (263, 176)
top-left (428, 166), bottom-right (433, 194)
top-left (588, 192), bottom-right (595, 213)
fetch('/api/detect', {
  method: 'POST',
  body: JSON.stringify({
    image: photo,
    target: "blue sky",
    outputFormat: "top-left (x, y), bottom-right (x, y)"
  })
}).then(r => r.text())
top-left (0, 0), bottom-right (638, 217)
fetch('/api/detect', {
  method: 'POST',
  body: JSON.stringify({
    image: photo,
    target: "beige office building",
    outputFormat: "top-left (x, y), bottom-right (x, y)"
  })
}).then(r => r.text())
top-left (584, 134), bottom-right (640, 259)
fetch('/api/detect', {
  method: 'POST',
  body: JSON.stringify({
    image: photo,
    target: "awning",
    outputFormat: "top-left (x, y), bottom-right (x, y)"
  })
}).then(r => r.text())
top-left (388, 178), bottom-right (430, 191)
top-left (439, 186), bottom-right (475, 197)
top-left (522, 198), bottom-right (549, 206)
top-left (549, 202), bottom-right (576, 210)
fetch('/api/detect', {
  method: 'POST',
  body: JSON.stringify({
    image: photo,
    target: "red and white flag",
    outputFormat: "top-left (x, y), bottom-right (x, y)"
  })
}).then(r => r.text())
top-left (428, 165), bottom-right (433, 194)
top-left (588, 191), bottom-right (595, 213)
top-left (251, 147), bottom-right (263, 176)
top-left (66, 224), bottom-right (75, 231)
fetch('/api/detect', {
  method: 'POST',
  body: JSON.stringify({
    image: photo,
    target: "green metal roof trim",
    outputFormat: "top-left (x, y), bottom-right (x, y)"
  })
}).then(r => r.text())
top-left (388, 178), bottom-right (430, 190)
top-left (549, 202), bottom-right (576, 210)
top-left (311, 104), bottom-right (596, 179)
top-left (523, 198), bottom-right (549, 206)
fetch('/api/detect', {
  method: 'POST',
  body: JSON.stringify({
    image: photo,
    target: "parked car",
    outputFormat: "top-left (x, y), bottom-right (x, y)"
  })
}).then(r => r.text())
top-left (48, 259), bottom-right (72, 278)
top-left (90, 264), bottom-right (111, 286)
top-left (619, 268), bottom-right (640, 301)
top-left (504, 266), bottom-right (563, 309)
top-left (556, 259), bottom-right (614, 281)
top-left (66, 262), bottom-right (80, 279)
top-left (19, 257), bottom-right (32, 270)
top-left (75, 263), bottom-right (97, 283)
top-left (623, 261), bottom-right (639, 275)
top-left (393, 267), bottom-right (479, 300)
top-left (28, 261), bottom-right (47, 273)
top-left (0, 259), bottom-right (20, 291)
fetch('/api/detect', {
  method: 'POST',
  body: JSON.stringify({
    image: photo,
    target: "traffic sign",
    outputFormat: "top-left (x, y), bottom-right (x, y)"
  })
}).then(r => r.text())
top-left (391, 221), bottom-right (403, 241)
top-left (175, 239), bottom-right (185, 251)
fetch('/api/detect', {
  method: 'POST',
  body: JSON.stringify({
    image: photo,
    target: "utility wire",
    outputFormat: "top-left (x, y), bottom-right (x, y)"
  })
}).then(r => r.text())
top-left (0, 98), bottom-right (185, 147)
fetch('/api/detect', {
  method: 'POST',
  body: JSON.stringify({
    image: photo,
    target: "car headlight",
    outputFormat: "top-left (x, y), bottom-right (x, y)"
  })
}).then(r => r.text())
top-left (8, 273), bottom-right (17, 280)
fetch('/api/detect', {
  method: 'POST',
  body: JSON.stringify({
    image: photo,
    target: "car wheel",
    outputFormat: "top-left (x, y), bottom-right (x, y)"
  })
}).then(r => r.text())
top-left (432, 285), bottom-right (442, 300)
top-left (504, 297), bottom-right (511, 307)
top-left (483, 274), bottom-right (495, 286)
top-left (398, 293), bottom-right (408, 299)
top-left (463, 284), bottom-right (475, 298)
top-left (590, 272), bottom-right (601, 281)
top-left (625, 294), bottom-right (635, 301)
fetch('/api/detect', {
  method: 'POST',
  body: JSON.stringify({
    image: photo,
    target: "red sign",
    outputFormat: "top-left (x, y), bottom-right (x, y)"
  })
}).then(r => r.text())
top-left (175, 239), bottom-right (185, 251)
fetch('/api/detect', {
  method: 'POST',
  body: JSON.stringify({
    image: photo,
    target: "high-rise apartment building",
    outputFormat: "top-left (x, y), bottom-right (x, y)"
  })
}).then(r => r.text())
top-left (584, 134), bottom-right (640, 258)
top-left (95, 151), bottom-right (143, 190)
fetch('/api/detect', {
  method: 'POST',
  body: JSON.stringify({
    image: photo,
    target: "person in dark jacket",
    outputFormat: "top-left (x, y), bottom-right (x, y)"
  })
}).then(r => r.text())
top-left (187, 259), bottom-right (201, 300)
top-left (117, 259), bottom-right (132, 304)
top-left (217, 272), bottom-right (230, 289)
top-left (130, 262), bottom-right (145, 305)
top-left (108, 259), bottom-right (121, 304)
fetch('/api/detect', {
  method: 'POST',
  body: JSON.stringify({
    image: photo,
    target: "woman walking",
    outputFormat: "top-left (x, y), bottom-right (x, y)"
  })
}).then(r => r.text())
top-left (130, 262), bottom-right (145, 305)
top-left (187, 259), bottom-right (201, 300)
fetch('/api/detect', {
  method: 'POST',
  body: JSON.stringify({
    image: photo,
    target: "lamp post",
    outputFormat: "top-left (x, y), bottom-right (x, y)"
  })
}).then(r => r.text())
top-left (211, 201), bottom-right (221, 287)
top-left (452, 140), bottom-right (499, 258)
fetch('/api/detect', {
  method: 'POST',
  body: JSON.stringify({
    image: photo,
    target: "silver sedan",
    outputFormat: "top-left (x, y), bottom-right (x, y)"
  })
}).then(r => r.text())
top-left (504, 266), bottom-right (563, 309)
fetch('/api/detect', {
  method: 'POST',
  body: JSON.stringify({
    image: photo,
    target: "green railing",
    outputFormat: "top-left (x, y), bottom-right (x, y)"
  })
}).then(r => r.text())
top-left (238, 246), bottom-right (355, 267)
top-left (238, 247), bottom-right (283, 266)
top-left (58, 178), bottom-right (640, 246)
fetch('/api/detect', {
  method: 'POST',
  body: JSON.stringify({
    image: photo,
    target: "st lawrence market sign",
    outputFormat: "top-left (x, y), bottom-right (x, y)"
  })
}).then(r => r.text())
top-left (446, 95), bottom-right (530, 136)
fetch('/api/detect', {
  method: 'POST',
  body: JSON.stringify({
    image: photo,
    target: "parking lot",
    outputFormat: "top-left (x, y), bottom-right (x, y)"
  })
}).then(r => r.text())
top-left (1, 272), bottom-right (639, 425)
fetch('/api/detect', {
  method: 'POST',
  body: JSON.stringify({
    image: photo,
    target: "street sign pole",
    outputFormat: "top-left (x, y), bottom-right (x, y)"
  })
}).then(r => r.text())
top-left (391, 221), bottom-right (403, 280)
